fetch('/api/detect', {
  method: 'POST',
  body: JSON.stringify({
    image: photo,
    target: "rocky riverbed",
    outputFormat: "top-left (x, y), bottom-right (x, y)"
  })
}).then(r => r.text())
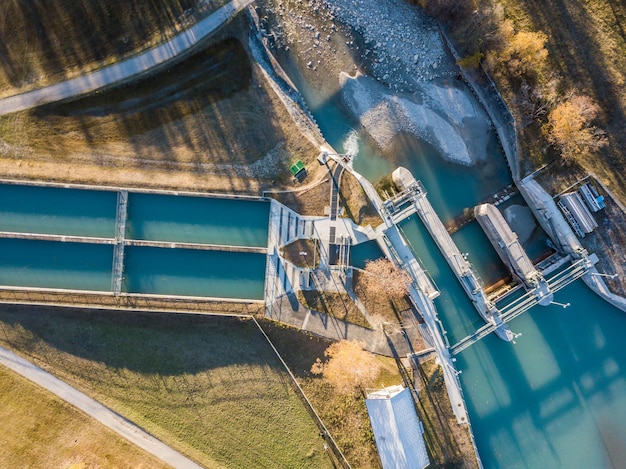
top-left (256, 0), bottom-right (493, 166)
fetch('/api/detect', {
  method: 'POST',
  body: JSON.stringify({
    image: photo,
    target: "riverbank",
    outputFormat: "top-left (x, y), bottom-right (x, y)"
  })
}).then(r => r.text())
top-left (258, 0), bottom-right (496, 167)
top-left (0, 12), bottom-right (326, 196)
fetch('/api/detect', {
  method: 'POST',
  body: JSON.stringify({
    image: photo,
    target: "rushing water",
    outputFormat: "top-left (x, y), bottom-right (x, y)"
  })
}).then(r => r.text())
top-left (280, 45), bottom-right (626, 467)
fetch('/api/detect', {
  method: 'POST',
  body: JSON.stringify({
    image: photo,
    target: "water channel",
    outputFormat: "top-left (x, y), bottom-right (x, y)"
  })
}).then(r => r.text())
top-left (0, 184), bottom-right (268, 300)
top-left (279, 41), bottom-right (626, 468)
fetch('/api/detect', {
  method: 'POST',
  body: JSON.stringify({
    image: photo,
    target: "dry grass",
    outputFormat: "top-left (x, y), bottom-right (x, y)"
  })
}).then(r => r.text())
top-left (339, 171), bottom-right (384, 228)
top-left (0, 0), bottom-right (228, 96)
top-left (0, 366), bottom-right (169, 469)
top-left (297, 290), bottom-right (371, 329)
top-left (353, 270), bottom-right (404, 324)
top-left (0, 17), bottom-right (318, 195)
top-left (268, 176), bottom-right (332, 216)
top-left (0, 306), bottom-right (332, 469)
top-left (494, 0), bottom-right (626, 202)
top-left (282, 239), bottom-right (320, 267)
top-left (259, 320), bottom-right (404, 469)
top-left (415, 358), bottom-right (479, 468)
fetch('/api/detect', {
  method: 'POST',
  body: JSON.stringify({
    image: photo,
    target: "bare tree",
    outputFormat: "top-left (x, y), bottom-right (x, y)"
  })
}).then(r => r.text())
top-left (543, 94), bottom-right (608, 161)
top-left (311, 340), bottom-right (382, 393)
top-left (360, 258), bottom-right (411, 301)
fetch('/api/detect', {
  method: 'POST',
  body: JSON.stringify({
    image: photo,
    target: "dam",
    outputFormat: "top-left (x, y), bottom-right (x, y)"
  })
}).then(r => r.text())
top-left (388, 167), bottom-right (515, 342)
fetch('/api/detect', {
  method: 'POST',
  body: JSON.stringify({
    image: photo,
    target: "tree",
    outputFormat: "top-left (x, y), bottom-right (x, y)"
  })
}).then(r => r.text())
top-left (360, 258), bottom-right (411, 301)
top-left (500, 30), bottom-right (548, 77)
top-left (543, 94), bottom-right (608, 161)
top-left (311, 340), bottom-right (382, 393)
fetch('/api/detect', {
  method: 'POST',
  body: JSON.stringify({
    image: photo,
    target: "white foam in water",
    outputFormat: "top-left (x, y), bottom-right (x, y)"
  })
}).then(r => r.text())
top-left (342, 128), bottom-right (360, 158)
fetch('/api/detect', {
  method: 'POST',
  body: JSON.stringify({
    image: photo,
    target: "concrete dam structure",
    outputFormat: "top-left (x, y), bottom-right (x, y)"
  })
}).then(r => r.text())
top-left (474, 203), bottom-right (553, 306)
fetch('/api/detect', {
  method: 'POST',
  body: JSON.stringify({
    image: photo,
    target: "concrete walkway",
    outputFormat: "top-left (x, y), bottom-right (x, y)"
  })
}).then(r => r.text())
top-left (0, 0), bottom-right (253, 116)
top-left (0, 346), bottom-right (203, 469)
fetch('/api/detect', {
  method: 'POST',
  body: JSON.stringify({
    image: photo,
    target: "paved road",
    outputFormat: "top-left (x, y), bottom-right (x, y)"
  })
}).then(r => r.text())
top-left (0, 346), bottom-right (203, 469)
top-left (0, 0), bottom-right (253, 116)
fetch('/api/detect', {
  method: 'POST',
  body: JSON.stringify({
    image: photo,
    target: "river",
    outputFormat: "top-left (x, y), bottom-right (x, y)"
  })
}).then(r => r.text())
top-left (272, 20), bottom-right (626, 468)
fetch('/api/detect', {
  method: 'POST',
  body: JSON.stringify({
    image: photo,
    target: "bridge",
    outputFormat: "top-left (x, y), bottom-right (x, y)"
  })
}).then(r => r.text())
top-left (449, 255), bottom-right (592, 355)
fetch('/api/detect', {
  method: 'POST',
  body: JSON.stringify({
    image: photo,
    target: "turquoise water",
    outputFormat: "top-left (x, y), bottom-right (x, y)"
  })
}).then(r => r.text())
top-left (379, 132), bottom-right (511, 222)
top-left (349, 239), bottom-right (384, 270)
top-left (123, 246), bottom-right (266, 299)
top-left (399, 217), bottom-right (487, 342)
top-left (452, 221), bottom-right (509, 287)
top-left (0, 184), bottom-right (270, 298)
top-left (0, 183), bottom-right (116, 238)
top-left (458, 282), bottom-right (626, 468)
top-left (0, 238), bottom-right (113, 291)
top-left (281, 51), bottom-right (626, 467)
top-left (401, 215), bottom-right (626, 468)
top-left (126, 193), bottom-right (270, 247)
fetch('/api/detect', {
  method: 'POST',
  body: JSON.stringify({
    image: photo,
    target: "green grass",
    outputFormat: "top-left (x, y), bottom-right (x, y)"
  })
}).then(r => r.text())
top-left (0, 305), bottom-right (332, 469)
top-left (0, 366), bottom-right (169, 469)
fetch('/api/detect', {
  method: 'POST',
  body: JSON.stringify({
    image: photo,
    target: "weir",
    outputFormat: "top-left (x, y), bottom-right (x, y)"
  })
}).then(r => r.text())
top-left (112, 190), bottom-right (128, 295)
top-left (475, 203), bottom-right (553, 306)
top-left (450, 256), bottom-right (592, 355)
top-left (388, 167), bottom-right (515, 342)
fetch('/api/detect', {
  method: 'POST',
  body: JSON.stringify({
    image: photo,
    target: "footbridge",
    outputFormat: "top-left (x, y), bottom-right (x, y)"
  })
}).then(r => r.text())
top-left (449, 255), bottom-right (593, 355)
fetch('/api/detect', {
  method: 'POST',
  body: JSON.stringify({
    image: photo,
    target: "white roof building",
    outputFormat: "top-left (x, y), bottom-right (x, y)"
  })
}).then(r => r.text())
top-left (366, 385), bottom-right (430, 469)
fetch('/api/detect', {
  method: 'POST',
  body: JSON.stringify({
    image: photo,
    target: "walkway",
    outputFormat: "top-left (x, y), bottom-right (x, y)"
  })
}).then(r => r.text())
top-left (0, 346), bottom-right (203, 469)
top-left (0, 0), bottom-right (253, 116)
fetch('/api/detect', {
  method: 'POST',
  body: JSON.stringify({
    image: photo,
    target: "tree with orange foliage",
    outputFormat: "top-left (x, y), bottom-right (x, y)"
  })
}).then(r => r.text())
top-left (311, 340), bottom-right (382, 393)
top-left (543, 94), bottom-right (608, 161)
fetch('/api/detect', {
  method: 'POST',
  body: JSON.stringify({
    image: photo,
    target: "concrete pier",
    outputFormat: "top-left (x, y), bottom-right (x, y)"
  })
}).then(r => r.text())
top-left (112, 190), bottom-right (128, 295)
top-left (475, 203), bottom-right (553, 306)
top-left (0, 231), bottom-right (114, 245)
top-left (124, 239), bottom-right (267, 254)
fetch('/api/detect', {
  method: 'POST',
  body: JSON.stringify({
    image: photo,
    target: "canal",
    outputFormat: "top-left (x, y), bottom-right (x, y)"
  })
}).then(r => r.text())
top-left (0, 183), bottom-right (269, 300)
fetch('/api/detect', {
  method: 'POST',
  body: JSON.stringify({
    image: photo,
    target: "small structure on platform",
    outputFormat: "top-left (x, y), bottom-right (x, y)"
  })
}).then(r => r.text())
top-left (558, 191), bottom-right (598, 238)
top-left (475, 203), bottom-right (553, 306)
top-left (289, 160), bottom-right (307, 182)
top-left (365, 385), bottom-right (430, 469)
top-left (578, 182), bottom-right (605, 213)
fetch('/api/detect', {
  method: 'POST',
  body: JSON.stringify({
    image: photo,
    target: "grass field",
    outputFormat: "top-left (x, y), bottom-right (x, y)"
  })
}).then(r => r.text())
top-left (260, 320), bottom-right (404, 469)
top-left (0, 15), bottom-right (318, 195)
top-left (0, 366), bottom-right (169, 469)
top-left (0, 305), bottom-right (332, 469)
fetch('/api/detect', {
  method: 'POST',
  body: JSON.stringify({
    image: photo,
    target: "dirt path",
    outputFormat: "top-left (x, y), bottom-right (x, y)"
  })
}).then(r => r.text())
top-left (0, 345), bottom-right (203, 469)
top-left (0, 0), bottom-right (253, 116)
